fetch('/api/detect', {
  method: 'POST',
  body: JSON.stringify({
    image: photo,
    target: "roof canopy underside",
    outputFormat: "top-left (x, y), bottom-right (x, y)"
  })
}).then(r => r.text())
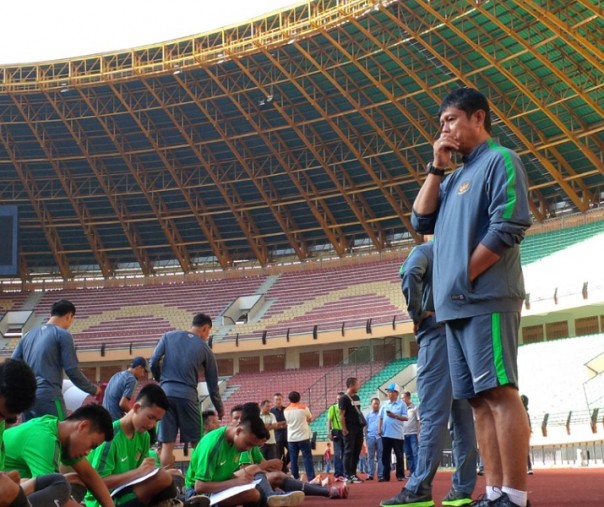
top-left (0, 0), bottom-right (602, 280)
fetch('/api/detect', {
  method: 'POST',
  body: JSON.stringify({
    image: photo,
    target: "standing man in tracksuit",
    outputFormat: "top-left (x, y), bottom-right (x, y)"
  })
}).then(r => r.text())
top-left (150, 312), bottom-right (224, 467)
top-left (381, 242), bottom-right (477, 507)
top-left (410, 87), bottom-right (531, 507)
top-left (12, 299), bottom-right (100, 421)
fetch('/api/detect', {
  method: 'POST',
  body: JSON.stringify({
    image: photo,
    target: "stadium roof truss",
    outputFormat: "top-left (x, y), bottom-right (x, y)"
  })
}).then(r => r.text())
top-left (0, 0), bottom-right (602, 281)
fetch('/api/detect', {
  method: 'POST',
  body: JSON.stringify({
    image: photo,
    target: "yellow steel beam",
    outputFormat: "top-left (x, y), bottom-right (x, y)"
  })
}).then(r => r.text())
top-left (0, 0), bottom-right (395, 92)
top-left (11, 93), bottom-right (116, 278)
top-left (42, 90), bottom-right (155, 276)
top-left (180, 71), bottom-right (311, 262)
top-left (77, 87), bottom-right (193, 273)
top-left (0, 127), bottom-right (73, 280)
top-left (140, 77), bottom-right (263, 268)
top-left (389, 1), bottom-right (590, 213)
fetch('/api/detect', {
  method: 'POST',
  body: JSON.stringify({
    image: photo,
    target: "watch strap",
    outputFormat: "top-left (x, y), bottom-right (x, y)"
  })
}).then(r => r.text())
top-left (426, 162), bottom-right (446, 177)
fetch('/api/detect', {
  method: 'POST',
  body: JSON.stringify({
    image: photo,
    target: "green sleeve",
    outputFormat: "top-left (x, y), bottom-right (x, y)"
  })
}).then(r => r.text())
top-left (22, 431), bottom-right (61, 477)
top-left (0, 421), bottom-right (5, 470)
top-left (87, 440), bottom-right (116, 478)
top-left (251, 447), bottom-right (264, 464)
top-left (191, 439), bottom-right (219, 482)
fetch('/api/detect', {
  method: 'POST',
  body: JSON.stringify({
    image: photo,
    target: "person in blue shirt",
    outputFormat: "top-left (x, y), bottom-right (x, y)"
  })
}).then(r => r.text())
top-left (150, 312), bottom-right (224, 467)
top-left (12, 299), bottom-right (100, 421)
top-left (410, 87), bottom-right (531, 507)
top-left (102, 356), bottom-right (148, 421)
top-left (364, 398), bottom-right (383, 481)
top-left (378, 384), bottom-right (407, 482)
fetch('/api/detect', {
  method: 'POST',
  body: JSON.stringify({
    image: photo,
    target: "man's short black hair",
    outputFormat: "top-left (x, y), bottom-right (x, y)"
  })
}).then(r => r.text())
top-left (231, 404), bottom-right (244, 415)
top-left (66, 404), bottom-right (113, 442)
top-left (51, 299), bottom-right (76, 317)
top-left (202, 409), bottom-right (217, 419)
top-left (345, 377), bottom-right (358, 388)
top-left (136, 383), bottom-right (169, 411)
top-left (239, 402), bottom-right (269, 440)
top-left (438, 87), bottom-right (492, 134)
top-left (288, 391), bottom-right (301, 403)
top-left (192, 313), bottom-right (212, 328)
top-left (403, 391), bottom-right (412, 398)
top-left (0, 359), bottom-right (36, 415)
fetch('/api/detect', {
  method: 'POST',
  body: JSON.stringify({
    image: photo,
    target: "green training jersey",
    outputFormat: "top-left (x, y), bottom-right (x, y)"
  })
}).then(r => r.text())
top-left (238, 446), bottom-right (263, 467)
top-left (327, 403), bottom-right (342, 430)
top-left (84, 419), bottom-right (151, 507)
top-left (3, 415), bottom-right (79, 478)
top-left (185, 426), bottom-right (240, 489)
top-left (0, 420), bottom-right (5, 470)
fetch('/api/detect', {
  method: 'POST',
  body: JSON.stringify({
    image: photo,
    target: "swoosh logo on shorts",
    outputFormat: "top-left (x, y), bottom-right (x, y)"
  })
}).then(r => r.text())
top-left (472, 371), bottom-right (489, 384)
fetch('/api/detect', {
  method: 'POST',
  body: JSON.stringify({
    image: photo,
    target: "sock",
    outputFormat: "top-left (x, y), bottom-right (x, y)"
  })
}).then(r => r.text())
top-left (486, 486), bottom-right (502, 501)
top-left (502, 486), bottom-right (528, 507)
top-left (281, 477), bottom-right (329, 497)
top-left (9, 488), bottom-right (30, 507)
top-left (151, 481), bottom-right (179, 503)
top-left (172, 474), bottom-right (186, 497)
top-left (30, 474), bottom-right (71, 506)
top-left (70, 483), bottom-right (88, 503)
top-left (254, 472), bottom-right (274, 500)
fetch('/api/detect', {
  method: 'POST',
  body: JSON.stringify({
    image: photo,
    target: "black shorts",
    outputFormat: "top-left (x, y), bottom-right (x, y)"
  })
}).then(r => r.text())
top-left (158, 396), bottom-right (201, 443)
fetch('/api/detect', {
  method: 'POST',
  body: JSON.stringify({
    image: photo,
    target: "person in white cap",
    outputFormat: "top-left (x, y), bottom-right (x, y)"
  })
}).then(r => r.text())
top-left (102, 356), bottom-right (149, 421)
top-left (378, 383), bottom-right (407, 482)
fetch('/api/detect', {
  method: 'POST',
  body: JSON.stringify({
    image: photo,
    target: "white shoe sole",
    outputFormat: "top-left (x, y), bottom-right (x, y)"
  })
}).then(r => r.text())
top-left (267, 491), bottom-right (305, 507)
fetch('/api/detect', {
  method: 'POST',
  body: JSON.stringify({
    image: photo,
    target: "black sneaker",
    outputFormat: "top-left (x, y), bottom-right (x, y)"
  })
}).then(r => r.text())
top-left (379, 488), bottom-right (434, 507)
top-left (347, 475), bottom-right (364, 483)
top-left (184, 496), bottom-right (210, 507)
top-left (487, 494), bottom-right (530, 507)
top-left (470, 495), bottom-right (491, 507)
top-left (442, 489), bottom-right (472, 506)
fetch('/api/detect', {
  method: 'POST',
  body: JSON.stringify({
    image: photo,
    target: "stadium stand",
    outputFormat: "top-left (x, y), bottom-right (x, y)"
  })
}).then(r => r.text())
top-left (520, 221), bottom-right (604, 265)
top-left (220, 367), bottom-right (328, 423)
top-left (31, 276), bottom-right (267, 349)
top-left (225, 258), bottom-right (406, 340)
top-left (0, 291), bottom-right (30, 318)
top-left (517, 333), bottom-right (604, 437)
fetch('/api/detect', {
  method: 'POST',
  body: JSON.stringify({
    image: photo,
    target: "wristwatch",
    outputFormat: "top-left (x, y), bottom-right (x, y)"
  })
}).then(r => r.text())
top-left (426, 162), bottom-right (446, 177)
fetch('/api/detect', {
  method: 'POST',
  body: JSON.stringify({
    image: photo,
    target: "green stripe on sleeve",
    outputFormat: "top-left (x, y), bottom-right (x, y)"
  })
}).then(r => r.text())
top-left (54, 398), bottom-right (65, 421)
top-left (491, 312), bottom-right (509, 385)
top-left (487, 139), bottom-right (517, 219)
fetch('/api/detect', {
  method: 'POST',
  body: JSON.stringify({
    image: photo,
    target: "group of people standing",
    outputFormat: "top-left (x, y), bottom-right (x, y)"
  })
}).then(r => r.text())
top-left (326, 383), bottom-right (419, 485)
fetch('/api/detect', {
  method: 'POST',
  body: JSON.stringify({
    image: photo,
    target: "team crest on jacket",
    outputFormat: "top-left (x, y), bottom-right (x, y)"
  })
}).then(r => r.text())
top-left (457, 182), bottom-right (470, 195)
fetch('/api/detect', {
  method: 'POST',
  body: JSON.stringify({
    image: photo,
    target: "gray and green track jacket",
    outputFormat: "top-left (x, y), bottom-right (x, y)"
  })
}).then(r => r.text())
top-left (411, 139), bottom-right (531, 322)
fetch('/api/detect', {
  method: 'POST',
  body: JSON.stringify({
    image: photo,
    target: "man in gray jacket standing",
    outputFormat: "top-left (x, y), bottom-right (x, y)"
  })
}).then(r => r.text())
top-left (150, 312), bottom-right (224, 467)
top-left (409, 88), bottom-right (531, 507)
top-left (12, 299), bottom-right (99, 421)
top-left (381, 242), bottom-right (476, 507)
